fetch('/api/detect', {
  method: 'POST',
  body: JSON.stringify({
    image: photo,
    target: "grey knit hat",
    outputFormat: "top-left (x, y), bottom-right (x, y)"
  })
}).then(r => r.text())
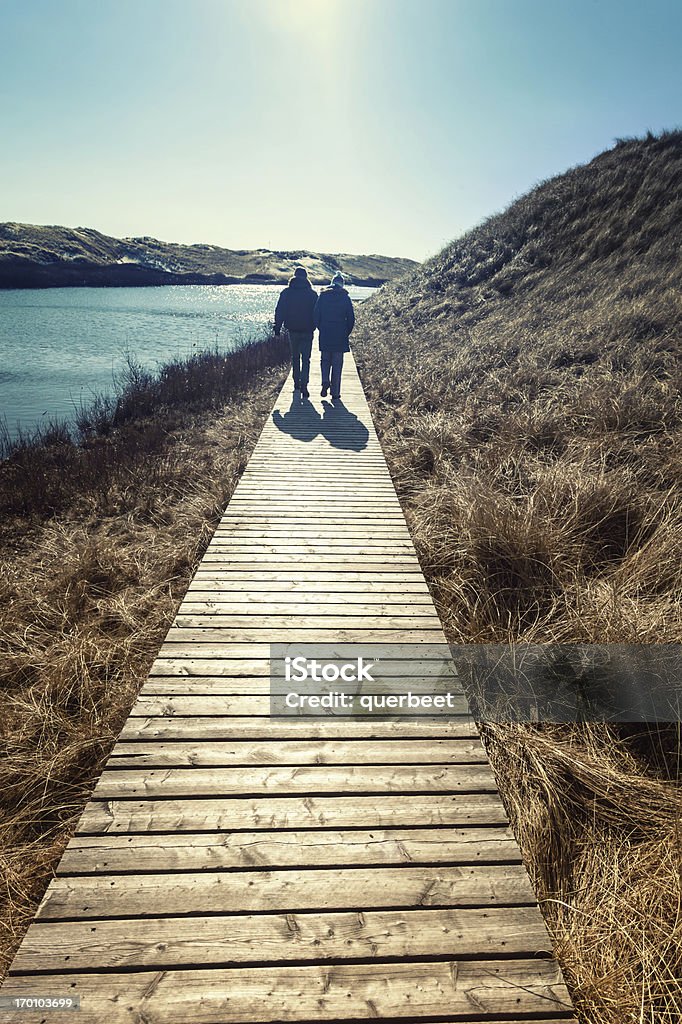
top-left (331, 272), bottom-right (344, 287)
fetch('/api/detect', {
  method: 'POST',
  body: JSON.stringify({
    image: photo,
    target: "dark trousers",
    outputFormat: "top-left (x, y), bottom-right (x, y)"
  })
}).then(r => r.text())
top-left (288, 331), bottom-right (313, 388)
top-left (321, 350), bottom-right (345, 398)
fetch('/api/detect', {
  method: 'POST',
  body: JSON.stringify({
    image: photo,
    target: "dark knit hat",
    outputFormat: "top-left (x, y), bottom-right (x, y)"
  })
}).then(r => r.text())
top-left (293, 266), bottom-right (308, 279)
top-left (331, 272), bottom-right (344, 287)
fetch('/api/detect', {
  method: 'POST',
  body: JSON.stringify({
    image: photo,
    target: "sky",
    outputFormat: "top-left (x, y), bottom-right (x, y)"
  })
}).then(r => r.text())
top-left (0, 0), bottom-right (680, 261)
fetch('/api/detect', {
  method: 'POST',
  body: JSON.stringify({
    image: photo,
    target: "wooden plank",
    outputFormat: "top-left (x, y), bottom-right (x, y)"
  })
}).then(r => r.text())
top-left (206, 535), bottom-right (412, 543)
top-left (176, 601), bottom-right (437, 615)
top-left (1, 960), bottom-right (574, 1021)
top-left (120, 718), bottom-right (478, 740)
top-left (138, 678), bottom-right (460, 695)
top-left (144, 662), bottom-right (460, 681)
top-left (147, 642), bottom-right (271, 658)
top-left (92, 765), bottom-right (497, 799)
top-left (188, 573), bottom-right (429, 585)
top-left (147, 658), bottom-right (457, 677)
top-left (219, 511), bottom-right (408, 519)
top-left (56, 826), bottom-right (519, 874)
top-left (227, 493), bottom-right (401, 500)
top-left (162, 630), bottom-right (447, 643)
top-left (139, 675), bottom-right (460, 694)
top-left (204, 542), bottom-right (418, 552)
top-left (209, 526), bottom-right (411, 534)
top-left (36, 865), bottom-right (537, 920)
top-left (12, 905), bottom-right (553, 971)
top-left (225, 499), bottom-right (403, 506)
top-left (239, 469), bottom-right (391, 476)
top-left (76, 793), bottom-right (507, 834)
top-left (140, 678), bottom-right (276, 694)
top-left (149, 659), bottom-right (271, 676)
top-left (197, 555), bottom-right (423, 565)
top-left (184, 579), bottom-right (431, 592)
top-left (172, 615), bottom-right (443, 630)
top-left (107, 738), bottom-right (488, 765)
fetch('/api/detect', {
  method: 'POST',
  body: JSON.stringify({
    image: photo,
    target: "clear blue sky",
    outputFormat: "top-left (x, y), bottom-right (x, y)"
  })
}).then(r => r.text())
top-left (1, 0), bottom-right (680, 261)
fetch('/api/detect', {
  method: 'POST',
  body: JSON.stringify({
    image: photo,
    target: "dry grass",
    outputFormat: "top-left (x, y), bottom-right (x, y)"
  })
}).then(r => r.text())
top-left (354, 130), bottom-right (682, 1022)
top-left (0, 340), bottom-right (288, 976)
top-left (481, 722), bottom-right (682, 1022)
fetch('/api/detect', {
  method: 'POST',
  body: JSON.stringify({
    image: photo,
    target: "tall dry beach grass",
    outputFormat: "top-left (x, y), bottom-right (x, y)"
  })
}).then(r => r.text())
top-left (0, 338), bottom-right (289, 975)
top-left (354, 130), bottom-right (682, 1022)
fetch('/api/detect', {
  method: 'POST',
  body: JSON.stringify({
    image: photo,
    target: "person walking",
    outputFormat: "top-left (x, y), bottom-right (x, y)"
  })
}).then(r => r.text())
top-left (274, 266), bottom-right (317, 398)
top-left (314, 272), bottom-right (355, 401)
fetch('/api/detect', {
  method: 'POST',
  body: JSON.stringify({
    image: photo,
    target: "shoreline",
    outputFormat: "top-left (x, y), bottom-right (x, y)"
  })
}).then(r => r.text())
top-left (0, 275), bottom-right (390, 291)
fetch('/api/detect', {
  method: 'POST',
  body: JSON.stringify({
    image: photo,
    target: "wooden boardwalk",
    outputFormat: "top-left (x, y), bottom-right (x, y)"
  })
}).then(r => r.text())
top-left (1, 354), bottom-right (575, 1022)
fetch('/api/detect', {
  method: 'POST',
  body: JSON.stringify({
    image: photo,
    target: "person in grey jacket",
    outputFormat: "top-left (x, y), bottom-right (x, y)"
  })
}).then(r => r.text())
top-left (313, 272), bottom-right (355, 401)
top-left (274, 266), bottom-right (317, 398)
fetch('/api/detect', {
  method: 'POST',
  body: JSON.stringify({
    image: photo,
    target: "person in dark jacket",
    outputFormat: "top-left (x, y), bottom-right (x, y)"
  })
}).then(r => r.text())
top-left (313, 272), bottom-right (355, 401)
top-left (274, 266), bottom-right (317, 398)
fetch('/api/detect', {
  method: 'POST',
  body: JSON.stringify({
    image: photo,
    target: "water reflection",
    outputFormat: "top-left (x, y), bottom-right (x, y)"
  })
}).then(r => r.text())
top-left (0, 284), bottom-right (375, 436)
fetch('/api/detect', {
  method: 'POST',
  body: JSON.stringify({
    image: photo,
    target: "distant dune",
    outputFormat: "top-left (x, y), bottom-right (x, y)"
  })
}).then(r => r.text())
top-left (0, 223), bottom-right (419, 289)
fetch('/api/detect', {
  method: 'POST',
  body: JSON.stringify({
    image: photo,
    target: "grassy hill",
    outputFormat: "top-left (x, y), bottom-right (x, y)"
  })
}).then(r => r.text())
top-left (354, 130), bottom-right (682, 1023)
top-left (356, 129), bottom-right (681, 644)
top-left (0, 223), bottom-right (418, 288)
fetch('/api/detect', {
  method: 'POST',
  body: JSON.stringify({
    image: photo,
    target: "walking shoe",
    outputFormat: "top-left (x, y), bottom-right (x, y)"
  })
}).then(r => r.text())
top-left (320, 384), bottom-right (329, 397)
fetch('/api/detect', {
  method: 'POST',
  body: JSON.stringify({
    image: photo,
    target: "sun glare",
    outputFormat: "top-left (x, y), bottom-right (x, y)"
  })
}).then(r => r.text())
top-left (265, 0), bottom-right (340, 37)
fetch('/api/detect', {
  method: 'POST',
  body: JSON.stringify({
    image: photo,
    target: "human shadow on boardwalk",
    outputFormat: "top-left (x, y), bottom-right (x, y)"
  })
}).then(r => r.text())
top-left (272, 398), bottom-right (369, 451)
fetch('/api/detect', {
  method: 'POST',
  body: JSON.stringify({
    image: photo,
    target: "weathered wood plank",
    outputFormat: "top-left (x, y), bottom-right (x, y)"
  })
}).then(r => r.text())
top-left (198, 563), bottom-right (424, 573)
top-left (225, 502), bottom-right (404, 510)
top-left (205, 544), bottom-right (417, 553)
top-left (2, 960), bottom-right (574, 1021)
top-left (140, 678), bottom-right (276, 694)
top-left (92, 765), bottom-right (497, 799)
top-left (223, 511), bottom-right (405, 519)
top-left (176, 601), bottom-right (437, 615)
top-left (107, 738), bottom-right (488, 765)
top-left (172, 614), bottom-right (444, 629)
top-left (210, 528), bottom-right (409, 536)
top-left (138, 677), bottom-right (461, 695)
top-left (120, 717), bottom-right (478, 740)
top-left (185, 579), bottom-right (431, 592)
top-left (36, 864), bottom-right (537, 920)
top-left (148, 657), bottom-right (458, 677)
top-left (56, 826), bottom-right (519, 874)
top-left (12, 906), bottom-right (553, 971)
top-left (227, 494), bottom-right (402, 501)
top-left (162, 629), bottom-right (447, 643)
top-left (76, 793), bottom-right (507, 834)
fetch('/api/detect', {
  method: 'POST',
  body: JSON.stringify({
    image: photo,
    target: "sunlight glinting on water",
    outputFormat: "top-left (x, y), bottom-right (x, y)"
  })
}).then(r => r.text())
top-left (0, 283), bottom-right (375, 436)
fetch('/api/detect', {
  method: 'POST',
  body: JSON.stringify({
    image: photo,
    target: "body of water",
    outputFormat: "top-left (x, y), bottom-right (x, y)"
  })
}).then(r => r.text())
top-left (0, 284), bottom-right (375, 437)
